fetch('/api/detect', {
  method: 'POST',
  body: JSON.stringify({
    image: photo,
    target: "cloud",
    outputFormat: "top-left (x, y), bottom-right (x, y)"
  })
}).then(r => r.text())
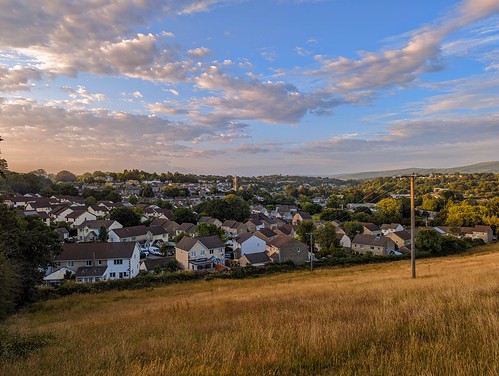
top-left (193, 66), bottom-right (341, 124)
top-left (61, 85), bottom-right (106, 104)
top-left (0, 65), bottom-right (42, 93)
top-left (187, 47), bottom-right (211, 58)
top-left (309, 0), bottom-right (499, 93)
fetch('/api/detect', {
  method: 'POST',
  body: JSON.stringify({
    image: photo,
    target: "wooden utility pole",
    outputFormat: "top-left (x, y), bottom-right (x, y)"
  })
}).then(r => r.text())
top-left (410, 174), bottom-right (416, 278)
top-left (309, 232), bottom-right (313, 272)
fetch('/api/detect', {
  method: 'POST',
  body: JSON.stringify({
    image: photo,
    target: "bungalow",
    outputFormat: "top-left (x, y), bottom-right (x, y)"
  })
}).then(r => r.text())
top-left (232, 232), bottom-right (266, 259)
top-left (53, 242), bottom-right (141, 282)
top-left (240, 252), bottom-right (272, 267)
top-left (351, 234), bottom-right (395, 256)
top-left (267, 235), bottom-right (309, 265)
top-left (175, 235), bottom-right (225, 271)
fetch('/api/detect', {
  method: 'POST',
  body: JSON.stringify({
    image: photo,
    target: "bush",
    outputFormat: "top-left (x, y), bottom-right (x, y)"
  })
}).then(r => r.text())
top-left (0, 328), bottom-right (52, 360)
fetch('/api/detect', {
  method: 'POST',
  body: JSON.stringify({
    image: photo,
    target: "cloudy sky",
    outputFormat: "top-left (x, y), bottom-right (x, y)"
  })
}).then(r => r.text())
top-left (1, 0), bottom-right (498, 176)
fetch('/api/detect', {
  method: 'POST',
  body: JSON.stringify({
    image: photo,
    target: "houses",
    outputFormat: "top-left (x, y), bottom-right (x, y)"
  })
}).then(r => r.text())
top-left (175, 235), bottom-right (225, 271)
top-left (77, 220), bottom-right (123, 242)
top-left (53, 242), bottom-right (141, 282)
top-left (65, 210), bottom-right (97, 228)
top-left (221, 220), bottom-right (247, 238)
top-left (434, 225), bottom-right (494, 243)
top-left (239, 252), bottom-right (272, 267)
top-left (360, 222), bottom-right (382, 236)
top-left (232, 232), bottom-right (266, 259)
top-left (267, 236), bottom-right (309, 265)
top-left (351, 234), bottom-right (395, 256)
top-left (291, 212), bottom-right (312, 225)
top-left (108, 225), bottom-right (148, 243)
top-left (380, 223), bottom-right (404, 235)
top-left (386, 230), bottom-right (411, 249)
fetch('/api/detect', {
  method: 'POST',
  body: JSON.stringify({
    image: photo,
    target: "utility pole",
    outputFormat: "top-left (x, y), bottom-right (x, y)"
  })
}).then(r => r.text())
top-left (308, 232), bottom-right (313, 272)
top-left (410, 174), bottom-right (416, 279)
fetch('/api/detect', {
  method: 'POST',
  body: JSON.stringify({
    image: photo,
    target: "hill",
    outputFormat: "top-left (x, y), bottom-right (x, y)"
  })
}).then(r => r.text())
top-left (334, 161), bottom-right (499, 180)
top-left (1, 244), bottom-right (498, 375)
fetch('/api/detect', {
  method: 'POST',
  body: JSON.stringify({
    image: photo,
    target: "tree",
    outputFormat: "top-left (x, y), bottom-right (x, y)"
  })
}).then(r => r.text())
top-left (85, 196), bottom-right (96, 207)
top-left (342, 221), bottom-right (364, 240)
top-left (415, 228), bottom-right (442, 255)
top-left (0, 136), bottom-right (7, 176)
top-left (141, 184), bottom-right (154, 197)
top-left (97, 226), bottom-right (108, 242)
top-left (173, 208), bottom-right (197, 224)
top-left (196, 223), bottom-right (224, 239)
top-left (314, 222), bottom-right (340, 251)
top-left (109, 207), bottom-right (140, 227)
top-left (0, 207), bottom-right (62, 310)
top-left (296, 221), bottom-right (314, 247)
top-left (55, 170), bottom-right (77, 182)
top-left (56, 183), bottom-right (78, 196)
top-left (376, 198), bottom-right (403, 221)
top-left (320, 208), bottom-right (351, 222)
top-left (128, 194), bottom-right (139, 205)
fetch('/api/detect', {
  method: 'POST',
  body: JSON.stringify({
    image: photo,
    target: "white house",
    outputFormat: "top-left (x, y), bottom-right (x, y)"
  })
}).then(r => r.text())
top-left (53, 242), bottom-right (141, 283)
top-left (66, 210), bottom-right (97, 228)
top-left (232, 232), bottom-right (266, 259)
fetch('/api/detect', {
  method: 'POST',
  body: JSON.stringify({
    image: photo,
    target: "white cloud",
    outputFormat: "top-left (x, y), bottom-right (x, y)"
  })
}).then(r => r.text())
top-left (187, 47), bottom-right (211, 58)
top-left (0, 65), bottom-right (42, 92)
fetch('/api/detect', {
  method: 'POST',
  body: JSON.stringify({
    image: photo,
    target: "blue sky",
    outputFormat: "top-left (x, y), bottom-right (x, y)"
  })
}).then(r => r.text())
top-left (0, 0), bottom-right (498, 176)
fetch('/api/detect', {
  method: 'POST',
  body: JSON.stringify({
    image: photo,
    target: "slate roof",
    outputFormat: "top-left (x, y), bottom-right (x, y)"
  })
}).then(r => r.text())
top-left (56, 242), bottom-right (137, 261)
top-left (111, 225), bottom-right (148, 238)
top-left (176, 235), bottom-right (224, 251)
top-left (242, 252), bottom-right (271, 265)
top-left (352, 234), bottom-right (393, 247)
top-left (75, 266), bottom-right (108, 278)
top-left (77, 219), bottom-right (120, 230)
top-left (235, 232), bottom-right (254, 244)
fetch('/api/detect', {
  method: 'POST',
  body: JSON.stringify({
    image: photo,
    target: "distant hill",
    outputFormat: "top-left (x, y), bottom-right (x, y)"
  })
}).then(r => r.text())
top-left (334, 161), bottom-right (499, 180)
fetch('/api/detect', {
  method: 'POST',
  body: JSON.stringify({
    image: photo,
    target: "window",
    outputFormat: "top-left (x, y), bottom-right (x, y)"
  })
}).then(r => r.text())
top-left (131, 236), bottom-right (136, 241)
top-left (114, 259), bottom-right (123, 265)
top-left (69, 261), bottom-right (74, 267)
top-left (200, 250), bottom-right (205, 256)
top-left (190, 251), bottom-right (196, 257)
top-left (85, 260), bottom-right (92, 266)
top-left (110, 272), bottom-right (116, 278)
top-left (98, 260), bottom-right (102, 265)
top-left (209, 249), bottom-right (214, 254)
top-left (119, 272), bottom-right (124, 278)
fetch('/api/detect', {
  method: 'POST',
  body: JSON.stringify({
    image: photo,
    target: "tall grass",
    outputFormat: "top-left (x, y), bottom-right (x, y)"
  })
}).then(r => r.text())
top-left (1, 244), bottom-right (498, 375)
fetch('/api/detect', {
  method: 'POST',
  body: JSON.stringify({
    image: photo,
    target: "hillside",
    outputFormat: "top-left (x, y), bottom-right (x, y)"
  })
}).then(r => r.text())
top-left (2, 244), bottom-right (499, 375)
top-left (334, 161), bottom-right (499, 180)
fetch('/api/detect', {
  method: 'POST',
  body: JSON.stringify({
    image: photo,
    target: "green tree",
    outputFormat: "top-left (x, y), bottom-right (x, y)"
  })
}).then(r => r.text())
top-left (320, 208), bottom-right (351, 222)
top-left (141, 184), bottom-right (154, 197)
top-left (85, 196), bottom-right (96, 207)
top-left (56, 183), bottom-right (78, 196)
top-left (173, 208), bottom-right (197, 224)
top-left (128, 194), bottom-right (139, 205)
top-left (0, 208), bottom-right (62, 309)
top-left (97, 226), bottom-right (108, 242)
top-left (314, 222), bottom-right (340, 250)
top-left (109, 207), bottom-right (140, 227)
top-left (342, 221), bottom-right (364, 240)
top-left (196, 223), bottom-right (224, 239)
top-left (415, 228), bottom-right (442, 255)
top-left (55, 170), bottom-right (77, 182)
top-left (296, 221), bottom-right (314, 247)
top-left (376, 198), bottom-right (403, 221)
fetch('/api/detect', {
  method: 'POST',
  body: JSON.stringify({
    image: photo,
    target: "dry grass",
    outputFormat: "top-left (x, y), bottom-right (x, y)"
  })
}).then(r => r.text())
top-left (2, 244), bottom-right (499, 375)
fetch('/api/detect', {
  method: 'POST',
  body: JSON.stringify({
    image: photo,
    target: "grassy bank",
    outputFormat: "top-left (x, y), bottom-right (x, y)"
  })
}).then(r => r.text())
top-left (1, 243), bottom-right (498, 375)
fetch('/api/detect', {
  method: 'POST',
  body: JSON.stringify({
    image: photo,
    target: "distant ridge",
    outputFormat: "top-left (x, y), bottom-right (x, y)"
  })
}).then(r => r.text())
top-left (333, 161), bottom-right (499, 180)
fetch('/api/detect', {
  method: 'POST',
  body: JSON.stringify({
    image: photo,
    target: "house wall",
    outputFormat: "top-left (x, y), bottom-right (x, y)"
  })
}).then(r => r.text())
top-left (239, 236), bottom-right (266, 256)
top-left (70, 212), bottom-right (97, 228)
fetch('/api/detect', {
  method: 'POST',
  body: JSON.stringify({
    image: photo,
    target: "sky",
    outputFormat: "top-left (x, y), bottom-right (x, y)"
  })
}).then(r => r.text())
top-left (0, 0), bottom-right (498, 176)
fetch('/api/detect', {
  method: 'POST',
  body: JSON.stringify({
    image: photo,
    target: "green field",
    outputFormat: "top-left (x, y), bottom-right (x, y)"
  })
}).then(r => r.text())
top-left (1, 244), bottom-right (499, 376)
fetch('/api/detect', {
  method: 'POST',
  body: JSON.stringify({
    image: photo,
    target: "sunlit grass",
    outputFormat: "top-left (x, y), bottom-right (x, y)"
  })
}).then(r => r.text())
top-left (1, 243), bottom-right (498, 375)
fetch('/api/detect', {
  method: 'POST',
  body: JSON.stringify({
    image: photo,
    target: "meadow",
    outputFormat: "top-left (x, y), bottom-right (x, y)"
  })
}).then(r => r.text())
top-left (1, 244), bottom-right (498, 376)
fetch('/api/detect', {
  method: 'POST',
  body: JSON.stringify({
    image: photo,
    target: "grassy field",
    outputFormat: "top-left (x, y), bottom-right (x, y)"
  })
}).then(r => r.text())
top-left (1, 244), bottom-right (498, 376)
